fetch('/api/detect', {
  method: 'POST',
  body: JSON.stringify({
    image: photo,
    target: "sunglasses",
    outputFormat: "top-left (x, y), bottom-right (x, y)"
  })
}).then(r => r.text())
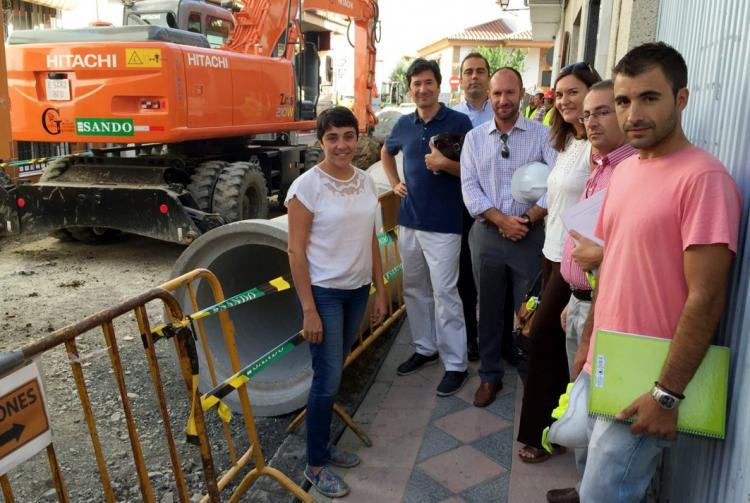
top-left (500, 133), bottom-right (510, 159)
top-left (560, 61), bottom-right (595, 76)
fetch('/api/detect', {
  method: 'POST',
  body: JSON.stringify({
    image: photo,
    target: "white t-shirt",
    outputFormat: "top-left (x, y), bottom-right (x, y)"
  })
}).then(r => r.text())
top-left (542, 137), bottom-right (591, 262)
top-left (284, 165), bottom-right (378, 290)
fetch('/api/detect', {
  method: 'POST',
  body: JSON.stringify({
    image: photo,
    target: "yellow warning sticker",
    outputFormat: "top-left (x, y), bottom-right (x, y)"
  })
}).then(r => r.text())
top-left (125, 48), bottom-right (162, 68)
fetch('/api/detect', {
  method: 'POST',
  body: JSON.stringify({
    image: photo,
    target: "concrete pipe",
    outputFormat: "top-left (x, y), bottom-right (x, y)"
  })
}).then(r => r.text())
top-left (169, 157), bottom-right (403, 417)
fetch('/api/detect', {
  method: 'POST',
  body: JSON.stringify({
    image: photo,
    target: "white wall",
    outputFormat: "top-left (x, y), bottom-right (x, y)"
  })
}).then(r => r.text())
top-left (60, 0), bottom-right (123, 28)
top-left (521, 47), bottom-right (542, 92)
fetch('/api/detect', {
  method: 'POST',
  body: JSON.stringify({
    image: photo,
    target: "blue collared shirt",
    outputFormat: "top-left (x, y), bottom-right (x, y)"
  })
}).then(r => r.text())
top-left (385, 104), bottom-right (473, 234)
top-left (460, 115), bottom-right (557, 218)
top-left (453, 99), bottom-right (495, 128)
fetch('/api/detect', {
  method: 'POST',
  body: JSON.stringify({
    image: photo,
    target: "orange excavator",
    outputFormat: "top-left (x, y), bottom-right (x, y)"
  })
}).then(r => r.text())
top-left (1, 0), bottom-right (379, 243)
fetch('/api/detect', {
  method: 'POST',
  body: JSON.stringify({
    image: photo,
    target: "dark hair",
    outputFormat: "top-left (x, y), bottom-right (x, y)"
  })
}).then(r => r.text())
top-left (535, 92), bottom-right (544, 99)
top-left (549, 62), bottom-right (602, 151)
top-left (459, 52), bottom-right (490, 75)
top-left (613, 42), bottom-right (687, 96)
top-left (406, 58), bottom-right (442, 87)
top-left (491, 66), bottom-right (524, 88)
top-left (589, 79), bottom-right (614, 91)
top-left (316, 106), bottom-right (359, 141)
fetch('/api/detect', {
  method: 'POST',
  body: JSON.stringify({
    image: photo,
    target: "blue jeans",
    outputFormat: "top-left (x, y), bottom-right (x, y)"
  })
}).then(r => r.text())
top-left (305, 284), bottom-right (370, 467)
top-left (578, 373), bottom-right (672, 502)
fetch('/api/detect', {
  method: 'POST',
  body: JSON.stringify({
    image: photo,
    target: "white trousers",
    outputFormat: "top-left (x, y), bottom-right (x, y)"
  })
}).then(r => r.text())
top-left (399, 226), bottom-right (467, 372)
top-left (565, 294), bottom-right (592, 374)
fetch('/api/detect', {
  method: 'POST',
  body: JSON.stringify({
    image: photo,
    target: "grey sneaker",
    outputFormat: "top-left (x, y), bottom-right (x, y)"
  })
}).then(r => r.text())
top-left (329, 446), bottom-right (360, 468)
top-left (437, 370), bottom-right (469, 396)
top-left (397, 352), bottom-right (439, 376)
top-left (304, 465), bottom-right (350, 498)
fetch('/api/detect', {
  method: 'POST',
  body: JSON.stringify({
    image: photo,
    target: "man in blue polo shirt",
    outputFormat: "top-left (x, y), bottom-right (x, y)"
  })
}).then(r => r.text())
top-left (381, 58), bottom-right (474, 397)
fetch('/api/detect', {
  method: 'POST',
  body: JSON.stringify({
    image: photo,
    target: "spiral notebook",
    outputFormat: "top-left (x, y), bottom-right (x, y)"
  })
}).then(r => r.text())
top-left (589, 329), bottom-right (730, 439)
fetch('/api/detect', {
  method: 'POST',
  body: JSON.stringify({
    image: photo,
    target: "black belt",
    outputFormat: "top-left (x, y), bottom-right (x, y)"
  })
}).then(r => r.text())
top-left (571, 288), bottom-right (592, 302)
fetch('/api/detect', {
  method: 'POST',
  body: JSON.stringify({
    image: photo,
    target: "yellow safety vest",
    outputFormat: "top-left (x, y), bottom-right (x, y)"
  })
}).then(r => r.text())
top-left (524, 105), bottom-right (536, 119)
top-left (543, 108), bottom-right (554, 126)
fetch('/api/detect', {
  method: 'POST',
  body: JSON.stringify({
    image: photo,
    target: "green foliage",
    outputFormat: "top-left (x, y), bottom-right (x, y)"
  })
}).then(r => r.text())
top-left (475, 46), bottom-right (526, 74)
top-left (388, 57), bottom-right (410, 86)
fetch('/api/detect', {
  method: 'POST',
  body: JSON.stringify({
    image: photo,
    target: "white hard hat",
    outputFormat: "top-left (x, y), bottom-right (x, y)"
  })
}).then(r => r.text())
top-left (511, 161), bottom-right (551, 204)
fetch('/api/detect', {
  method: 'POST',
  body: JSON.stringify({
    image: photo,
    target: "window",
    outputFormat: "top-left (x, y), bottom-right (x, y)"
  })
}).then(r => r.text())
top-left (187, 12), bottom-right (201, 34)
top-left (206, 16), bottom-right (233, 48)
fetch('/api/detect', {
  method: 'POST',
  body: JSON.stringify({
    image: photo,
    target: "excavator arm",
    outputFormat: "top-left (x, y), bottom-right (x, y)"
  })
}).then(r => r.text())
top-left (225, 0), bottom-right (379, 131)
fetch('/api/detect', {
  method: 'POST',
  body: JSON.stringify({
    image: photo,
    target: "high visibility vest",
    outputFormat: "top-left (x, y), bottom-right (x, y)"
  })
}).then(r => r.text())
top-left (524, 105), bottom-right (536, 119)
top-left (543, 108), bottom-right (554, 126)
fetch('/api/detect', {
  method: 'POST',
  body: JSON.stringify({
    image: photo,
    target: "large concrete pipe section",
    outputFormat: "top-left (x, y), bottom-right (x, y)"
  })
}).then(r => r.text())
top-left (169, 154), bottom-right (403, 417)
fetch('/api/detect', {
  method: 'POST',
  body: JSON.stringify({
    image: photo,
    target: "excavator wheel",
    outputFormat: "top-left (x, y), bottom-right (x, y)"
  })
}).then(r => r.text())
top-left (212, 161), bottom-right (269, 222)
top-left (186, 160), bottom-right (228, 211)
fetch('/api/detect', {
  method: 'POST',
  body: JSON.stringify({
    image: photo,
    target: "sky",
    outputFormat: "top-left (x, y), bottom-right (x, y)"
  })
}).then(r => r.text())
top-left (375, 0), bottom-right (530, 81)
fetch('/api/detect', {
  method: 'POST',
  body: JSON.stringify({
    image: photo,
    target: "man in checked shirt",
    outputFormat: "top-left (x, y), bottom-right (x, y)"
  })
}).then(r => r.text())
top-left (460, 67), bottom-right (557, 407)
top-left (549, 80), bottom-right (637, 503)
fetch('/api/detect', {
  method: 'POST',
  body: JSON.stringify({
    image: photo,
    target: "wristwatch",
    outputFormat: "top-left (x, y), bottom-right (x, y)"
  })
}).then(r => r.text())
top-left (651, 382), bottom-right (683, 410)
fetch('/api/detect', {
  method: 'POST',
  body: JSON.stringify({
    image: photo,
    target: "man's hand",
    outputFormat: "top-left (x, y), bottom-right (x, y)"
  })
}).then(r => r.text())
top-left (570, 230), bottom-right (604, 271)
top-left (560, 304), bottom-right (568, 331)
top-left (616, 392), bottom-right (678, 440)
top-left (424, 144), bottom-right (449, 173)
top-left (571, 342), bottom-right (588, 379)
top-left (497, 215), bottom-right (529, 241)
top-left (392, 181), bottom-right (407, 198)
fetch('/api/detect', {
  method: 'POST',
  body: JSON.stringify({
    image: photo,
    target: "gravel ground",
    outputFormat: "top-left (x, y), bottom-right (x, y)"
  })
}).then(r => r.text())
top-left (0, 225), bottom-right (397, 502)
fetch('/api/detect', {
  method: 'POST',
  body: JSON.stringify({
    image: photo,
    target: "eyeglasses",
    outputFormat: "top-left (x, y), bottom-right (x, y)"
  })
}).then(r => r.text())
top-left (500, 133), bottom-right (510, 159)
top-left (560, 61), bottom-right (595, 76)
top-left (578, 108), bottom-right (614, 124)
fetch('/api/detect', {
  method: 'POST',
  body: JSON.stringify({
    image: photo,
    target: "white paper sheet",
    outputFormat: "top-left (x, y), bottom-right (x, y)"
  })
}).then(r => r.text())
top-left (560, 189), bottom-right (606, 246)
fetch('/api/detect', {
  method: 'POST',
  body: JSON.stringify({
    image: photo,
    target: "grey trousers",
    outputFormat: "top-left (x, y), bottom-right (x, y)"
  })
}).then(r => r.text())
top-left (469, 221), bottom-right (544, 384)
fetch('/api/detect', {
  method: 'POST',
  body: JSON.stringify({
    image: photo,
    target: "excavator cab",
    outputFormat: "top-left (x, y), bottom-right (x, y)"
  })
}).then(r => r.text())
top-left (295, 37), bottom-right (320, 121)
top-left (123, 0), bottom-right (235, 47)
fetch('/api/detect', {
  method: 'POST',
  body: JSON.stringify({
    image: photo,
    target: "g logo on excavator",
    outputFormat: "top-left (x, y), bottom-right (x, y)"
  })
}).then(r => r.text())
top-left (42, 108), bottom-right (62, 136)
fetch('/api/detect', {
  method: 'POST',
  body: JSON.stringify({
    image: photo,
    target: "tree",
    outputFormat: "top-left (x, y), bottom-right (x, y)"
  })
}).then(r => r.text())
top-left (475, 46), bottom-right (526, 74)
top-left (388, 57), bottom-right (409, 87)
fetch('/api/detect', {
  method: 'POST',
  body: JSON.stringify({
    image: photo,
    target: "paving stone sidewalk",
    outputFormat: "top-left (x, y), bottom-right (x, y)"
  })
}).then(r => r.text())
top-left (308, 318), bottom-right (578, 502)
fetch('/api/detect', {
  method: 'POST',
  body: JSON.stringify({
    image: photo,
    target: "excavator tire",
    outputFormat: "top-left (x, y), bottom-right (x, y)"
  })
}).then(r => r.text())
top-left (186, 160), bottom-right (228, 211)
top-left (212, 161), bottom-right (269, 222)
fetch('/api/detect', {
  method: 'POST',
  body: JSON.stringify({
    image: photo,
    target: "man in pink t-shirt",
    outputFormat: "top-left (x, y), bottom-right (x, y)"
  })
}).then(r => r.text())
top-left (562, 43), bottom-right (742, 503)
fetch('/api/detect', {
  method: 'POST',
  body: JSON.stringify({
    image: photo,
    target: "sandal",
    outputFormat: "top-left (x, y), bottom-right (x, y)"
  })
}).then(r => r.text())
top-left (518, 444), bottom-right (566, 464)
top-left (518, 445), bottom-right (550, 463)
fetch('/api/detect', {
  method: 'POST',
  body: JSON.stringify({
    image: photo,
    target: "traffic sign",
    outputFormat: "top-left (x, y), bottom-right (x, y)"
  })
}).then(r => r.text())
top-left (449, 75), bottom-right (460, 89)
top-left (0, 361), bottom-right (51, 475)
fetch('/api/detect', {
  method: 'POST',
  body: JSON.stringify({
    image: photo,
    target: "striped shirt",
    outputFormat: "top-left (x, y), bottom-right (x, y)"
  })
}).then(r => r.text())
top-left (460, 115), bottom-right (557, 219)
top-left (560, 143), bottom-right (638, 290)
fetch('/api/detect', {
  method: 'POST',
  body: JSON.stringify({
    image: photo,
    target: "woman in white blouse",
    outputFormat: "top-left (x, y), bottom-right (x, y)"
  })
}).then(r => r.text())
top-left (517, 63), bottom-right (602, 463)
top-left (286, 107), bottom-right (388, 498)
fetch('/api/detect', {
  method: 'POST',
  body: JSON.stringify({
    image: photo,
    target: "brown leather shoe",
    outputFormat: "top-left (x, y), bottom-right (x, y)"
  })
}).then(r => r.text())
top-left (546, 487), bottom-right (579, 503)
top-left (473, 382), bottom-right (502, 407)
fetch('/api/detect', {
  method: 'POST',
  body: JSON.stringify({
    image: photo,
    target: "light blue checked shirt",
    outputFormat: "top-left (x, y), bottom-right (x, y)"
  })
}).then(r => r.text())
top-left (453, 100), bottom-right (494, 128)
top-left (460, 115), bottom-right (557, 218)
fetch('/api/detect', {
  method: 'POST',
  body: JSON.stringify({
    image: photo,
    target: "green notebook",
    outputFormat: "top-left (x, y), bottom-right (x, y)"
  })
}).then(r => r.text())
top-left (589, 329), bottom-right (730, 439)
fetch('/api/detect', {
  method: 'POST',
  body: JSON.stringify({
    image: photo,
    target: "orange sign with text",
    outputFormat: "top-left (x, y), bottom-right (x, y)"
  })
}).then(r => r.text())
top-left (0, 379), bottom-right (49, 460)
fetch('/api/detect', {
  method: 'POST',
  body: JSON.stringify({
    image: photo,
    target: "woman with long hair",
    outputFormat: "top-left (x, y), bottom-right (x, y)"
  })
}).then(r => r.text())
top-left (286, 107), bottom-right (388, 497)
top-left (516, 63), bottom-right (602, 463)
